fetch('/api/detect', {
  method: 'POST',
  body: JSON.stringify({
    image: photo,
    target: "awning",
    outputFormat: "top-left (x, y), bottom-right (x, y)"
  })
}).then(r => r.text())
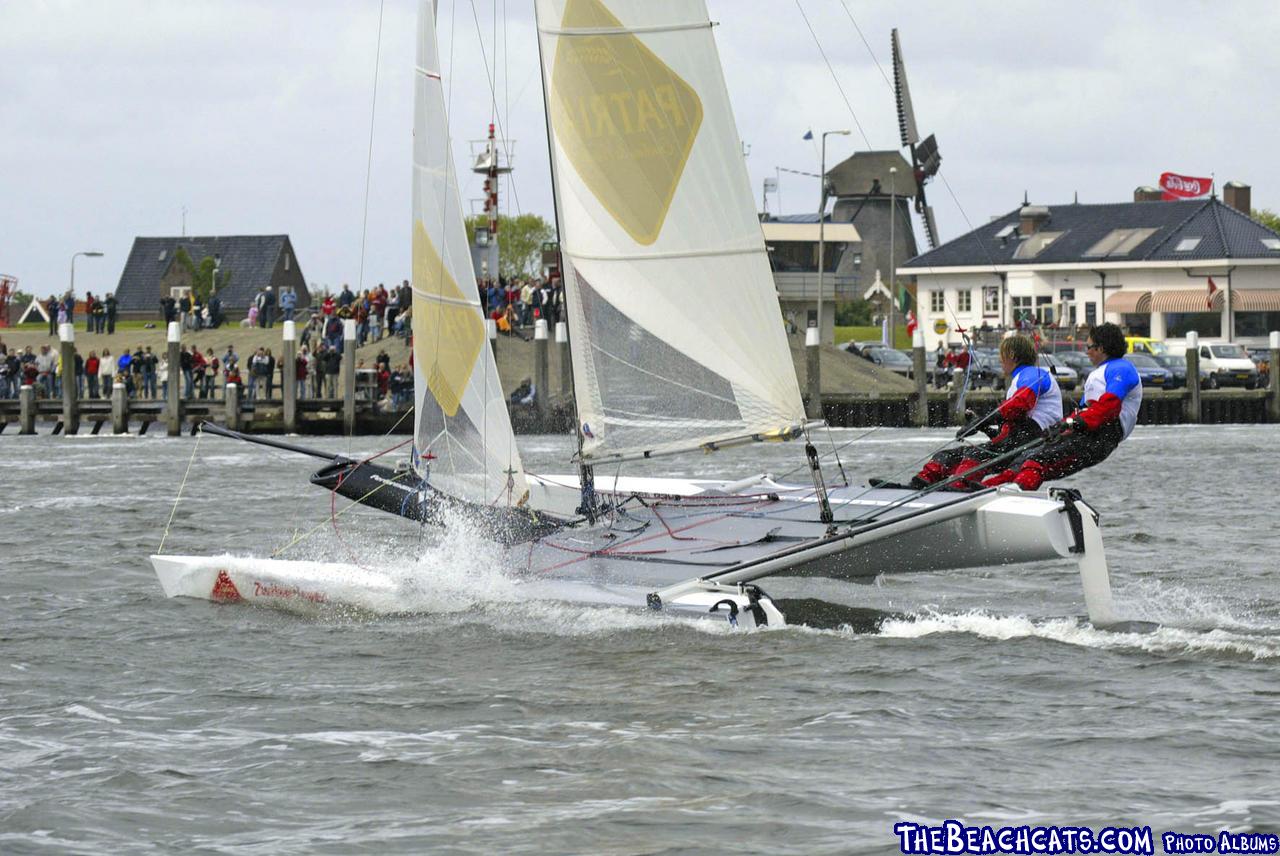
top-left (1232, 289), bottom-right (1280, 311)
top-left (1150, 288), bottom-right (1227, 313)
top-left (1104, 290), bottom-right (1151, 313)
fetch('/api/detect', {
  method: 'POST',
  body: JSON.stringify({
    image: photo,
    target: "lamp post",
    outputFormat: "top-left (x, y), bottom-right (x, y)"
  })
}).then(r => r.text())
top-left (889, 166), bottom-right (897, 347)
top-left (70, 251), bottom-right (104, 297)
top-left (816, 129), bottom-right (850, 345)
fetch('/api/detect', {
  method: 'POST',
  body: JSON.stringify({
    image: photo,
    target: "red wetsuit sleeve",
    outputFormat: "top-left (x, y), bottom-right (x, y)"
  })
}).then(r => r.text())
top-left (1077, 392), bottom-right (1122, 430)
top-left (996, 385), bottom-right (1037, 422)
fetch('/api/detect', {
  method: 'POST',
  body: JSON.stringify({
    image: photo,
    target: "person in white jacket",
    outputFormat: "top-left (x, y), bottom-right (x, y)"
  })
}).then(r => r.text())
top-left (98, 347), bottom-right (115, 396)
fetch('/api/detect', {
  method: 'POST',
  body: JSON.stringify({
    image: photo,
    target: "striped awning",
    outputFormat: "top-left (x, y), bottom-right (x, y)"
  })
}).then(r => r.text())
top-left (1150, 288), bottom-right (1227, 313)
top-left (1104, 290), bottom-right (1151, 313)
top-left (1233, 289), bottom-right (1280, 311)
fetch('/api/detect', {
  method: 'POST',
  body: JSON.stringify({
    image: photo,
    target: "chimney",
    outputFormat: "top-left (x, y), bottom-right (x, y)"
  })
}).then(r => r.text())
top-left (1223, 181), bottom-right (1251, 215)
top-left (1134, 186), bottom-right (1162, 202)
top-left (1019, 205), bottom-right (1050, 235)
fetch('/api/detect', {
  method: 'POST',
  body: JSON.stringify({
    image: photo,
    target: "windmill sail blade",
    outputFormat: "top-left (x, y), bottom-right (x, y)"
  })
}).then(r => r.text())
top-left (412, 0), bottom-right (528, 505)
top-left (891, 28), bottom-right (919, 148)
top-left (922, 204), bottom-right (940, 251)
top-left (534, 0), bottom-right (806, 463)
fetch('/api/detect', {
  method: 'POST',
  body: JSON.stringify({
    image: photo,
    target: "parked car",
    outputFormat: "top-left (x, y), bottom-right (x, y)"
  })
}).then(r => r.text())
top-left (1195, 343), bottom-right (1260, 389)
top-left (969, 349), bottom-right (1004, 389)
top-left (861, 345), bottom-right (915, 379)
top-left (1054, 349), bottom-right (1095, 375)
top-left (1125, 336), bottom-right (1170, 358)
top-left (1037, 353), bottom-right (1078, 391)
top-left (1124, 352), bottom-right (1175, 389)
top-left (1152, 353), bottom-right (1203, 389)
top-left (840, 339), bottom-right (892, 357)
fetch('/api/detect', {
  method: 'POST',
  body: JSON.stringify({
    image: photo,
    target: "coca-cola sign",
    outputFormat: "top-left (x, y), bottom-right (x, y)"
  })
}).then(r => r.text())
top-left (1159, 172), bottom-right (1213, 200)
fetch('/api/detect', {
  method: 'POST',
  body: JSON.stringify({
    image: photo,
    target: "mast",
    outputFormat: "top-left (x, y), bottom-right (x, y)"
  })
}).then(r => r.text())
top-left (533, 2), bottom-right (597, 519)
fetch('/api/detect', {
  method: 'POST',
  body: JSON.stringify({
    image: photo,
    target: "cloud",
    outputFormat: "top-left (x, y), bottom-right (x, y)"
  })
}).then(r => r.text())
top-left (3, 0), bottom-right (1279, 297)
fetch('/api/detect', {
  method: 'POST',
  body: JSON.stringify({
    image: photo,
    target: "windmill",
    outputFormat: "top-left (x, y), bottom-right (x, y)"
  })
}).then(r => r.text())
top-left (891, 28), bottom-right (942, 250)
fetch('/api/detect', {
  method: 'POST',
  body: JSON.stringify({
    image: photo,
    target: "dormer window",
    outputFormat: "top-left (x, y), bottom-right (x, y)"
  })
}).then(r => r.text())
top-left (1174, 237), bottom-right (1202, 253)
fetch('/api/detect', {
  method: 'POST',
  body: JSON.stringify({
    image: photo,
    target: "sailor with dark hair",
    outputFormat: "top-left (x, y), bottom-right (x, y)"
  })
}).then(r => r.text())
top-left (983, 322), bottom-right (1141, 491)
top-left (906, 334), bottom-right (1060, 489)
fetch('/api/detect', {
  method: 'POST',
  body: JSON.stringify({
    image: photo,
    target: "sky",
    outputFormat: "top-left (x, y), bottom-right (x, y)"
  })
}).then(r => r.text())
top-left (5, 0), bottom-right (1280, 300)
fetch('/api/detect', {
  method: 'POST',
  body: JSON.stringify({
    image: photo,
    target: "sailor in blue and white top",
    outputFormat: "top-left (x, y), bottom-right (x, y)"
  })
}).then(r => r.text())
top-left (984, 323), bottom-right (1142, 491)
top-left (909, 335), bottom-right (1061, 489)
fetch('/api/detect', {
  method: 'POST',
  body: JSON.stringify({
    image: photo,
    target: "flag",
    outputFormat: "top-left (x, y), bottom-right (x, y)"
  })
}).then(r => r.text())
top-left (802, 129), bottom-right (813, 141)
top-left (1206, 277), bottom-right (1218, 310)
top-left (1160, 172), bottom-right (1212, 201)
top-left (905, 310), bottom-right (917, 337)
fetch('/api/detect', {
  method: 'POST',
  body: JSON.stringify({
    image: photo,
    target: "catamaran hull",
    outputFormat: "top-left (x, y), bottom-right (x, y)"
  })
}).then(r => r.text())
top-left (148, 554), bottom-right (784, 628)
top-left (150, 479), bottom-right (1116, 628)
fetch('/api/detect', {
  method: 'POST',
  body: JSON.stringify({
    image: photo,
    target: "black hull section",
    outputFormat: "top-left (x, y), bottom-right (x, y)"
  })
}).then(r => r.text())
top-left (309, 460), bottom-right (565, 546)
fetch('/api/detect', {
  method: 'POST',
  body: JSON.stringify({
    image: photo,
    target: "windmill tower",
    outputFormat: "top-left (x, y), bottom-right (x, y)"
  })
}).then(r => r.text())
top-left (823, 28), bottom-right (942, 324)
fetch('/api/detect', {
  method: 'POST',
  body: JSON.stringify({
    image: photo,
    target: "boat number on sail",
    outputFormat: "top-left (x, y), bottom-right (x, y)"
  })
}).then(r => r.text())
top-left (550, 0), bottom-right (703, 245)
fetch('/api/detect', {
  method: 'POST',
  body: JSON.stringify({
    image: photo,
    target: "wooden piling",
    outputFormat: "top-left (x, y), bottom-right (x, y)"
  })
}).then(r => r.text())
top-left (1185, 331), bottom-right (1201, 424)
top-left (59, 323), bottom-right (79, 435)
top-left (225, 383), bottom-right (241, 432)
top-left (19, 385), bottom-right (35, 434)
top-left (1269, 331), bottom-right (1279, 424)
top-left (805, 327), bottom-right (821, 420)
top-left (282, 320), bottom-right (297, 433)
top-left (556, 321), bottom-right (572, 402)
top-left (911, 328), bottom-right (927, 427)
top-left (534, 319), bottom-right (549, 421)
top-left (342, 319), bottom-right (356, 436)
top-left (166, 322), bottom-right (182, 437)
top-left (111, 383), bottom-right (128, 434)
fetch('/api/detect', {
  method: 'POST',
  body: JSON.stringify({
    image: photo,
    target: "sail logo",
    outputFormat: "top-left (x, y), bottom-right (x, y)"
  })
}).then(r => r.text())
top-left (210, 570), bottom-right (242, 603)
top-left (550, 0), bottom-right (703, 245)
top-left (412, 220), bottom-right (484, 417)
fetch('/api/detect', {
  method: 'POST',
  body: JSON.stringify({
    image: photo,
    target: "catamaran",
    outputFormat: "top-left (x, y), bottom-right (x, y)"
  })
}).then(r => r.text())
top-left (152, 0), bottom-right (1120, 630)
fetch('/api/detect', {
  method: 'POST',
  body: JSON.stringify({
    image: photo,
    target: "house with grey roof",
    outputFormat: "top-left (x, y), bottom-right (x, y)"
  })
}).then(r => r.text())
top-left (900, 182), bottom-right (1280, 348)
top-left (113, 235), bottom-right (310, 320)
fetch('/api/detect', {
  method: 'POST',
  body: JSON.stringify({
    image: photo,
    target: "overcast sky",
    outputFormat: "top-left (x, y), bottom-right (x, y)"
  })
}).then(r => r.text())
top-left (5, 0), bottom-right (1280, 299)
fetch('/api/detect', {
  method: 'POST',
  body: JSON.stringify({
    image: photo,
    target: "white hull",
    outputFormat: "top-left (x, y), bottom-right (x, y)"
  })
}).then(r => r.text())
top-left (150, 477), bottom-right (1116, 629)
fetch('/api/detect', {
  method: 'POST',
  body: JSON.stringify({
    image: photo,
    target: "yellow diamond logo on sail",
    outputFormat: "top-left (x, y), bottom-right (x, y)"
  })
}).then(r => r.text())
top-left (550, 0), bottom-right (703, 245)
top-left (412, 220), bottom-right (483, 417)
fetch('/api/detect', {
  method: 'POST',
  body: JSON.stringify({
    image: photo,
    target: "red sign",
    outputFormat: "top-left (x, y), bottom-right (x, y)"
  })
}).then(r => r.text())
top-left (1160, 172), bottom-right (1212, 200)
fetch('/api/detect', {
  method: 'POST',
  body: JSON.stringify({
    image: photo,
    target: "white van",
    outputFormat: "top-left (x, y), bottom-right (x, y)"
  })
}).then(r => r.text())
top-left (1188, 342), bottom-right (1261, 389)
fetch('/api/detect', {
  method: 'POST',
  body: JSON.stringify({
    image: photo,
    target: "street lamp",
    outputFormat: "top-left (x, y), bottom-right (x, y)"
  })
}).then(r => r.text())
top-left (70, 250), bottom-right (104, 298)
top-left (888, 166), bottom-right (897, 346)
top-left (816, 130), bottom-right (850, 345)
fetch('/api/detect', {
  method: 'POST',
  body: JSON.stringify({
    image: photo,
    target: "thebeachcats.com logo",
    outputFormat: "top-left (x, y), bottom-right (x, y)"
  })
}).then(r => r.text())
top-left (891, 820), bottom-right (1280, 855)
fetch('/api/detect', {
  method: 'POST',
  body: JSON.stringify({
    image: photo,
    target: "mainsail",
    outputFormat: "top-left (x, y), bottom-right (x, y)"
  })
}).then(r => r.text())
top-left (535, 0), bottom-right (806, 462)
top-left (412, 0), bottom-right (528, 505)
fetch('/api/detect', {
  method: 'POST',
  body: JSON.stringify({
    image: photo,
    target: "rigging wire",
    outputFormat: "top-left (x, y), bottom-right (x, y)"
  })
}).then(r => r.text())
top-left (793, 0), bottom-right (873, 150)
top-left (356, 0), bottom-right (387, 298)
top-left (467, 0), bottom-right (524, 217)
top-left (157, 424), bottom-right (204, 554)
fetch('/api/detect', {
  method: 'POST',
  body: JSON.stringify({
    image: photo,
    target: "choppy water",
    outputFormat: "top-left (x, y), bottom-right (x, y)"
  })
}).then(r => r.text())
top-left (1, 426), bottom-right (1277, 854)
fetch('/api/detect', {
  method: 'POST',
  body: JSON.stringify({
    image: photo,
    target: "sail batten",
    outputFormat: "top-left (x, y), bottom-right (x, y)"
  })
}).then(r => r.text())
top-left (535, 0), bottom-right (805, 463)
top-left (412, 0), bottom-right (527, 505)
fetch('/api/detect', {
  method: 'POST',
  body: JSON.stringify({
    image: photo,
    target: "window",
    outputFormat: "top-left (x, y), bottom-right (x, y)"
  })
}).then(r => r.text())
top-left (957, 290), bottom-right (972, 312)
top-left (1084, 228), bottom-right (1159, 257)
top-left (983, 286), bottom-right (1000, 315)
top-left (1237, 311), bottom-right (1280, 337)
top-left (1012, 230), bottom-right (1064, 260)
top-left (994, 224), bottom-right (1016, 239)
top-left (158, 250), bottom-right (167, 261)
top-left (1261, 238), bottom-right (1280, 251)
top-left (1174, 237), bottom-right (1202, 253)
top-left (930, 291), bottom-right (946, 313)
top-left (284, 253), bottom-right (291, 271)
top-left (1059, 288), bottom-right (1075, 301)
top-left (1166, 312), bottom-right (1222, 338)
